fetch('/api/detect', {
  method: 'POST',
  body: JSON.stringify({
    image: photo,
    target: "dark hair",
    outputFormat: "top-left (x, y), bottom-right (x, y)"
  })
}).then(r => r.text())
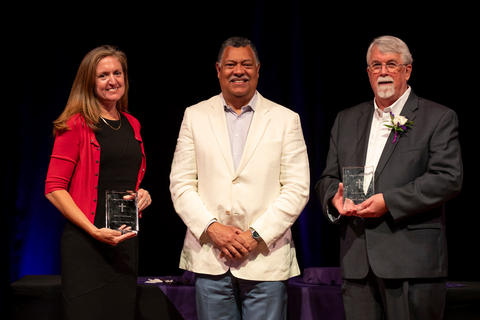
top-left (217, 36), bottom-right (260, 65)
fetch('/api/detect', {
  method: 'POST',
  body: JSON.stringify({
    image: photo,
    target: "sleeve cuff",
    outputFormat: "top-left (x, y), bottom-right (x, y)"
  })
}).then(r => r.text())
top-left (204, 218), bottom-right (218, 233)
top-left (326, 203), bottom-right (342, 224)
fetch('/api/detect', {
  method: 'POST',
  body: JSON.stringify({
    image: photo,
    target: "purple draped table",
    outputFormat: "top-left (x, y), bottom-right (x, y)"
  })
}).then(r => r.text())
top-left (8, 272), bottom-right (479, 319)
top-left (138, 272), bottom-right (197, 320)
top-left (138, 267), bottom-right (345, 320)
top-left (288, 267), bottom-right (345, 320)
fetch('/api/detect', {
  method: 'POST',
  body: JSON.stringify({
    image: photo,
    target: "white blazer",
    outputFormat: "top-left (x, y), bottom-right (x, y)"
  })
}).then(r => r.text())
top-left (169, 93), bottom-right (310, 281)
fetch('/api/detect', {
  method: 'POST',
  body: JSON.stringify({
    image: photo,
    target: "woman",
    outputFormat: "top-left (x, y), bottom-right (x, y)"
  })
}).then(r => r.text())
top-left (45, 45), bottom-right (151, 320)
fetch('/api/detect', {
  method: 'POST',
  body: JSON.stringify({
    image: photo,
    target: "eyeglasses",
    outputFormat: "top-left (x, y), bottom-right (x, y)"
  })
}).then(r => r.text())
top-left (368, 62), bottom-right (408, 74)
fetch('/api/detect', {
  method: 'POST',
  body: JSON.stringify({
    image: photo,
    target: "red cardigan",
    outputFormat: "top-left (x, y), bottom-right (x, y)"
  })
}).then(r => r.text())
top-left (45, 112), bottom-right (146, 223)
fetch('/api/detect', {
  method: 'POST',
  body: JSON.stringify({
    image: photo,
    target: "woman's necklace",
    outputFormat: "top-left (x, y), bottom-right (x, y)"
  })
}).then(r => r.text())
top-left (100, 111), bottom-right (122, 131)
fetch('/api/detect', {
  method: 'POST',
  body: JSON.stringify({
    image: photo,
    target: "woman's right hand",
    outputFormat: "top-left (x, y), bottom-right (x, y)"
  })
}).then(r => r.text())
top-left (91, 225), bottom-right (137, 246)
top-left (46, 190), bottom-right (137, 246)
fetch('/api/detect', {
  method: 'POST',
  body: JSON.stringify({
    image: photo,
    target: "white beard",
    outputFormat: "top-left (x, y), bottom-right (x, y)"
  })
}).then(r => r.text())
top-left (376, 76), bottom-right (395, 99)
top-left (377, 84), bottom-right (395, 99)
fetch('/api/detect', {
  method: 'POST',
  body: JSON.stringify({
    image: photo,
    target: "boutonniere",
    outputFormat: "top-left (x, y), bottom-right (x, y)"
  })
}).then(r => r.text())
top-left (384, 112), bottom-right (413, 143)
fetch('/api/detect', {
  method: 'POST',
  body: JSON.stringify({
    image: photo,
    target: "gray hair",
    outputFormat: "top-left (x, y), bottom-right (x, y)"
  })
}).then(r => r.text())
top-left (217, 36), bottom-right (260, 65)
top-left (366, 35), bottom-right (413, 65)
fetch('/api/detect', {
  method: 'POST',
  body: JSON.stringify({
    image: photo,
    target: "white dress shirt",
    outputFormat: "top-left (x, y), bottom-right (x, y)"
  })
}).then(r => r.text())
top-left (364, 87), bottom-right (411, 192)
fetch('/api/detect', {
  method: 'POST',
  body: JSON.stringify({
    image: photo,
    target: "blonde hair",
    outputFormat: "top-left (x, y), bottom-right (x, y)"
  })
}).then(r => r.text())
top-left (53, 45), bottom-right (129, 135)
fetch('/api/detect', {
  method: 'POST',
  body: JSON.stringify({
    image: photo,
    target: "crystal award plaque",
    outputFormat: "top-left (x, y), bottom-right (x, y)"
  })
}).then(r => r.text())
top-left (106, 191), bottom-right (139, 233)
top-left (342, 166), bottom-right (374, 211)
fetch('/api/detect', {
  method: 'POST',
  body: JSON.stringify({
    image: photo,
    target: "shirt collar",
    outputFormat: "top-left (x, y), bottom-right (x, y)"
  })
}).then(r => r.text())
top-left (221, 91), bottom-right (258, 113)
top-left (373, 86), bottom-right (411, 118)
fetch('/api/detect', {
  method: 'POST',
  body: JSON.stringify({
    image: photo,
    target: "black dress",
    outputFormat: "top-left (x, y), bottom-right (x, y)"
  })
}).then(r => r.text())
top-left (61, 114), bottom-right (142, 320)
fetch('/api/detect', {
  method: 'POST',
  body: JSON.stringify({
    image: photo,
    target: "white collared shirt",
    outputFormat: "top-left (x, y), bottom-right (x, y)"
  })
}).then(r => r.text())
top-left (363, 87), bottom-right (411, 192)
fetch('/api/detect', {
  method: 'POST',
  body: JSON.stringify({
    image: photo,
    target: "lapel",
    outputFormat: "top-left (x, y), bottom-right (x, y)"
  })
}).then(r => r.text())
top-left (207, 96), bottom-right (235, 176)
top-left (374, 91), bottom-right (419, 182)
top-left (234, 93), bottom-right (270, 176)
top-left (355, 103), bottom-right (374, 166)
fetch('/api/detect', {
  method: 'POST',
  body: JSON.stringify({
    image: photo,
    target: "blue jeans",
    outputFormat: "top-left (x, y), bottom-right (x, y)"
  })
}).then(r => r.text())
top-left (195, 271), bottom-right (287, 320)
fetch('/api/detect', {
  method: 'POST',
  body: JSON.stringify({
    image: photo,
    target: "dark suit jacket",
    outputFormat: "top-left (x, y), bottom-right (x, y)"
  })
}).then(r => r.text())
top-left (315, 91), bottom-right (463, 280)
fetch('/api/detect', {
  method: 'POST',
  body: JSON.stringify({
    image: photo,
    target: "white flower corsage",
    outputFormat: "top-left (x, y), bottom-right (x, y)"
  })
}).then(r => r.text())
top-left (384, 112), bottom-right (413, 143)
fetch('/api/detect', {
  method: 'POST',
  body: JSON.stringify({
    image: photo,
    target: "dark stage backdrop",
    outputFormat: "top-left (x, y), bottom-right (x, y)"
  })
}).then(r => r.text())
top-left (4, 4), bottom-right (478, 311)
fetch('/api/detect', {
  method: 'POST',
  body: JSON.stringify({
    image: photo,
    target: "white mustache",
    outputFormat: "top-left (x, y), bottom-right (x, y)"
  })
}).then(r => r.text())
top-left (377, 76), bottom-right (394, 85)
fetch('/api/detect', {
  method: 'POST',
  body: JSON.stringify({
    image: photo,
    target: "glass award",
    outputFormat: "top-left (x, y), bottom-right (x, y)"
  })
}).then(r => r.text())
top-left (342, 166), bottom-right (374, 211)
top-left (106, 190), bottom-right (139, 233)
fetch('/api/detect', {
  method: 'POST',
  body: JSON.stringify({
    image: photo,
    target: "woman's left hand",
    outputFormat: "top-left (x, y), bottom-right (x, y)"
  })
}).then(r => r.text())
top-left (136, 188), bottom-right (152, 212)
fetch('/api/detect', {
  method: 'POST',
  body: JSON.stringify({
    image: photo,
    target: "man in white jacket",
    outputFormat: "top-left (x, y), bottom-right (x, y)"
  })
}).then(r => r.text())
top-left (169, 36), bottom-right (310, 320)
